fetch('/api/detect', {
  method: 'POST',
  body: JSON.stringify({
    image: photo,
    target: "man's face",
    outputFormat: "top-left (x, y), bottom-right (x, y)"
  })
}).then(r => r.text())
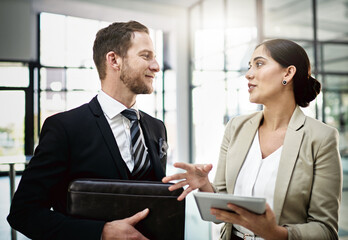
top-left (120, 32), bottom-right (160, 94)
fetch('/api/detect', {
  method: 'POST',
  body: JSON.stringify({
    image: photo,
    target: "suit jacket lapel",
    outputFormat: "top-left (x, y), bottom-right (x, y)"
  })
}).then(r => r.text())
top-left (89, 97), bottom-right (129, 179)
top-left (139, 111), bottom-right (165, 180)
top-left (273, 106), bottom-right (305, 223)
top-left (227, 112), bottom-right (263, 193)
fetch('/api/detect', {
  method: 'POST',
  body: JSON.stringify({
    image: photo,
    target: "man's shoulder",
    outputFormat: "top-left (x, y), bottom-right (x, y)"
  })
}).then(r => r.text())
top-left (51, 103), bottom-right (90, 119)
top-left (43, 102), bottom-right (93, 129)
top-left (139, 110), bottom-right (164, 124)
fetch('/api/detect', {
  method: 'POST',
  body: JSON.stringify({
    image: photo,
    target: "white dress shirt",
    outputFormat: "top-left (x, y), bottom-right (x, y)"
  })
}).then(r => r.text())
top-left (233, 131), bottom-right (282, 237)
top-left (97, 90), bottom-right (147, 172)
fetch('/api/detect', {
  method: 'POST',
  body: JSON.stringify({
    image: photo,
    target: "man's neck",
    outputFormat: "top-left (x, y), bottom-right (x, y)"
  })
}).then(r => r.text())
top-left (101, 87), bottom-right (136, 108)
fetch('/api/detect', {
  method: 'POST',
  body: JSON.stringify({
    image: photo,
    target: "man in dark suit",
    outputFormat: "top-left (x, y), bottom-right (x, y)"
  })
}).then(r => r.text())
top-left (7, 20), bottom-right (167, 240)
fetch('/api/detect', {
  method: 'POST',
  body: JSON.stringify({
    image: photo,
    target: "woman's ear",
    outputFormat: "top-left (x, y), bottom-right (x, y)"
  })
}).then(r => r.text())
top-left (106, 51), bottom-right (121, 70)
top-left (283, 65), bottom-right (296, 84)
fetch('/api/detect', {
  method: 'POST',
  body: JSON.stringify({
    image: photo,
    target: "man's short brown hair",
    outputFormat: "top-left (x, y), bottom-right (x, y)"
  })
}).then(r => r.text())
top-left (93, 21), bottom-right (149, 80)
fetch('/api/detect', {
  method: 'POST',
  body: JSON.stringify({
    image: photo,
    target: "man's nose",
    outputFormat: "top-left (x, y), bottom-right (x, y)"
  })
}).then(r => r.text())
top-left (150, 59), bottom-right (160, 72)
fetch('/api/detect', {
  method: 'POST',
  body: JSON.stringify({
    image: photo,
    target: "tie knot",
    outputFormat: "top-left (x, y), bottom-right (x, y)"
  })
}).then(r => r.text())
top-left (121, 109), bottom-right (138, 122)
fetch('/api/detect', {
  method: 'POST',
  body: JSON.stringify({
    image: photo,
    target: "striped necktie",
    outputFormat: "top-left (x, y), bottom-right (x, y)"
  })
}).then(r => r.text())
top-left (121, 109), bottom-right (151, 179)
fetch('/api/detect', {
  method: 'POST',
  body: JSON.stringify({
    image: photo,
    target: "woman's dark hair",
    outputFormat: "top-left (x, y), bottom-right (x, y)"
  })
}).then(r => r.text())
top-left (257, 39), bottom-right (321, 107)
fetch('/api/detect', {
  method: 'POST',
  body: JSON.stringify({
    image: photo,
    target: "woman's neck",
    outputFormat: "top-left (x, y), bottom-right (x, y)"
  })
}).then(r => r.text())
top-left (261, 103), bottom-right (296, 131)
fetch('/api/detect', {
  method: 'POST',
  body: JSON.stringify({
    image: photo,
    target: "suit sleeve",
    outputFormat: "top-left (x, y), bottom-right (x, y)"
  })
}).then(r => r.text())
top-left (7, 116), bottom-right (105, 240)
top-left (285, 128), bottom-right (342, 240)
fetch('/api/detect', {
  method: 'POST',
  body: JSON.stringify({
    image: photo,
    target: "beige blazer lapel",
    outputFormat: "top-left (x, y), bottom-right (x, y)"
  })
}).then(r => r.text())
top-left (273, 106), bottom-right (306, 224)
top-left (226, 112), bottom-right (263, 193)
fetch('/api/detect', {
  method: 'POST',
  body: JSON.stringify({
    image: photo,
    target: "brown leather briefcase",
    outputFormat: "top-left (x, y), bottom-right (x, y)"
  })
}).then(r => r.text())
top-left (67, 179), bottom-right (185, 240)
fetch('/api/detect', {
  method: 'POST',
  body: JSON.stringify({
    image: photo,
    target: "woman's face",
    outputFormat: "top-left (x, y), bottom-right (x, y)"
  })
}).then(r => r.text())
top-left (245, 45), bottom-right (287, 105)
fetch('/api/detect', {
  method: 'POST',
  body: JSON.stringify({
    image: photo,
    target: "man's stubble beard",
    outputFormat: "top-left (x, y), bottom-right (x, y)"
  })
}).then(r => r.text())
top-left (120, 61), bottom-right (153, 95)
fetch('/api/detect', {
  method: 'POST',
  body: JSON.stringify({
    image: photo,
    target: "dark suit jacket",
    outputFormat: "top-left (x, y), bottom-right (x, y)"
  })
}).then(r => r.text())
top-left (7, 96), bottom-right (168, 240)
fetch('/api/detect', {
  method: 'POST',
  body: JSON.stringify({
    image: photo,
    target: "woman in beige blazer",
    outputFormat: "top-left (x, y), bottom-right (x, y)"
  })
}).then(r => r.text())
top-left (163, 39), bottom-right (342, 240)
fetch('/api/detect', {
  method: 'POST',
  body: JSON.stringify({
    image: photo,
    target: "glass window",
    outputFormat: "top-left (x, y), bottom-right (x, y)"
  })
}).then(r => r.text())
top-left (193, 0), bottom-right (224, 71)
top-left (192, 71), bottom-right (227, 175)
top-left (340, 93), bottom-right (348, 157)
top-left (321, 43), bottom-right (348, 73)
top-left (40, 13), bottom-right (108, 67)
top-left (0, 63), bottom-right (29, 87)
top-left (65, 17), bottom-right (104, 68)
top-left (225, 29), bottom-right (257, 71)
top-left (40, 68), bottom-right (66, 91)
top-left (164, 70), bottom-right (177, 112)
top-left (40, 67), bottom-right (100, 124)
top-left (264, 0), bottom-right (313, 39)
top-left (194, 29), bottom-right (224, 71)
top-left (0, 61), bottom-right (28, 171)
top-left (40, 13), bottom-right (66, 67)
top-left (226, 0), bottom-right (256, 29)
top-left (317, 0), bottom-right (348, 41)
top-left (40, 68), bottom-right (100, 123)
top-left (164, 70), bottom-right (177, 165)
top-left (66, 68), bottom-right (101, 91)
top-left (202, 0), bottom-right (224, 29)
top-left (322, 75), bottom-right (348, 91)
top-left (324, 91), bottom-right (341, 129)
top-left (0, 91), bottom-right (25, 156)
top-left (323, 91), bottom-right (348, 158)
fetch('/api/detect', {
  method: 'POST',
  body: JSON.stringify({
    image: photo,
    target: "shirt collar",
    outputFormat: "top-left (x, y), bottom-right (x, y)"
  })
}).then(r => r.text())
top-left (97, 90), bottom-right (139, 120)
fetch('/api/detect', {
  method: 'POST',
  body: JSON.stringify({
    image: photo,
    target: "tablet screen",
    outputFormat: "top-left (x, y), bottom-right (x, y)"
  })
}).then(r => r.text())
top-left (193, 192), bottom-right (266, 223)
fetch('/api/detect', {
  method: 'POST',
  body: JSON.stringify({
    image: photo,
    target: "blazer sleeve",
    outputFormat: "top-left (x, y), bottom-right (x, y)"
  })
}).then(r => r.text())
top-left (7, 116), bottom-right (105, 240)
top-left (213, 118), bottom-right (234, 193)
top-left (285, 127), bottom-right (342, 240)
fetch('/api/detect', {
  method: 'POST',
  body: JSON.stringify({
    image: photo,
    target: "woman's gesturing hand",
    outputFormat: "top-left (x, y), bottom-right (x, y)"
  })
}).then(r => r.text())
top-left (162, 162), bottom-right (214, 201)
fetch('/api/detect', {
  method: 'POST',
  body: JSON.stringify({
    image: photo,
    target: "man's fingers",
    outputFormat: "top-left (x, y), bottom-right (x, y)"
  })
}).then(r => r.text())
top-left (126, 208), bottom-right (149, 226)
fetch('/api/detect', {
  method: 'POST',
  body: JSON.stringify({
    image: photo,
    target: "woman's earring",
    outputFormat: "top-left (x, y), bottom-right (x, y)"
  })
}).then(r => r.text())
top-left (282, 80), bottom-right (287, 85)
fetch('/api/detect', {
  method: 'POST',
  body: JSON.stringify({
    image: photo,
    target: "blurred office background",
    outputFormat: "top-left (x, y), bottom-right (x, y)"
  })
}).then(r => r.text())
top-left (0, 0), bottom-right (347, 239)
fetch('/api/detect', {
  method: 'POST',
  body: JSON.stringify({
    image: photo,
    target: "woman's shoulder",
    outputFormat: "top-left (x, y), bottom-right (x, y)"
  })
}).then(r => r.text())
top-left (227, 111), bottom-right (262, 126)
top-left (223, 111), bottom-right (262, 134)
top-left (303, 115), bottom-right (339, 141)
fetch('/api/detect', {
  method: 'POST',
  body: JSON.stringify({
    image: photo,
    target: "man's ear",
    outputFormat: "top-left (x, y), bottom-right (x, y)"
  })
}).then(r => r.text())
top-left (106, 51), bottom-right (122, 70)
top-left (283, 65), bottom-right (296, 84)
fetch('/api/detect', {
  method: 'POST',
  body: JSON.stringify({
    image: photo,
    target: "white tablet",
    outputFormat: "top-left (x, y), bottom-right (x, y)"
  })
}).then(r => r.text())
top-left (193, 192), bottom-right (266, 223)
